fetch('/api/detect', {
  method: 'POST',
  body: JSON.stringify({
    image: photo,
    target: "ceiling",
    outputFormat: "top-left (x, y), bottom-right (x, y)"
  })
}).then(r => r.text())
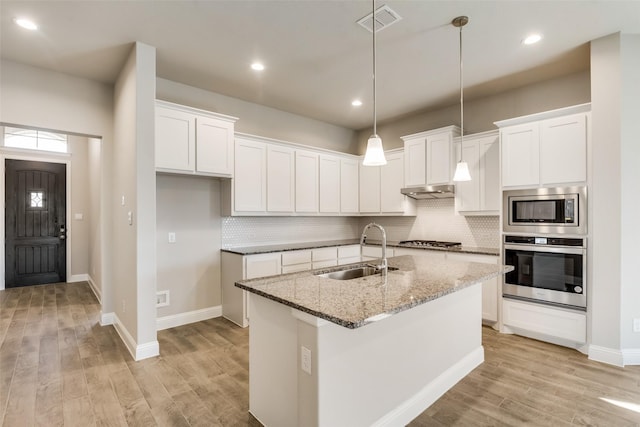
top-left (2, 1), bottom-right (639, 130)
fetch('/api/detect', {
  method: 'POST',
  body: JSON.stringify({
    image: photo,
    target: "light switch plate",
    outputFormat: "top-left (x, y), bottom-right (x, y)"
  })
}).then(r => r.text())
top-left (633, 318), bottom-right (640, 333)
top-left (168, 232), bottom-right (176, 243)
top-left (301, 346), bottom-right (312, 375)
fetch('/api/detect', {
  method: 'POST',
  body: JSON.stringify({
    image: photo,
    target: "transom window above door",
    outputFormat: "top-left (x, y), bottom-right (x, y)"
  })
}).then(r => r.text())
top-left (3, 126), bottom-right (68, 153)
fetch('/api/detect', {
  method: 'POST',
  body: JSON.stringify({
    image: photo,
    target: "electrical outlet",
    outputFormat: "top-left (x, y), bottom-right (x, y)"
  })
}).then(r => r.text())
top-left (156, 290), bottom-right (170, 307)
top-left (168, 232), bottom-right (176, 243)
top-left (301, 346), bottom-right (312, 375)
top-left (633, 318), bottom-right (640, 333)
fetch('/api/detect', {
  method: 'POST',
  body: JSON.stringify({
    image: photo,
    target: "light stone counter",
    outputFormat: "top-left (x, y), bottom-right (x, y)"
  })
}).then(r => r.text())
top-left (236, 254), bottom-right (512, 329)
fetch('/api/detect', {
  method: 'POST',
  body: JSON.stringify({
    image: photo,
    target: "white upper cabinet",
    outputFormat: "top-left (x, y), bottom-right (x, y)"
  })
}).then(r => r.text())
top-left (267, 145), bottom-right (295, 212)
top-left (196, 115), bottom-right (235, 175)
top-left (340, 158), bottom-right (359, 214)
top-left (500, 123), bottom-right (540, 187)
top-left (404, 137), bottom-right (427, 187)
top-left (319, 155), bottom-right (341, 213)
top-left (496, 104), bottom-right (590, 189)
top-left (359, 161), bottom-right (381, 214)
top-left (155, 100), bottom-right (237, 177)
top-left (359, 150), bottom-right (414, 215)
top-left (540, 113), bottom-right (587, 185)
top-left (455, 131), bottom-right (500, 215)
top-left (380, 152), bottom-right (405, 213)
top-left (426, 132), bottom-right (454, 185)
top-left (295, 150), bottom-right (319, 213)
top-left (234, 138), bottom-right (267, 212)
top-left (402, 126), bottom-right (461, 187)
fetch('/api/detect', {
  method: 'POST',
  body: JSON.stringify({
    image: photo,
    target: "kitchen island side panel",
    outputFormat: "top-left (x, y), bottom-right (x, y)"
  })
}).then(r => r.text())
top-left (248, 283), bottom-right (483, 427)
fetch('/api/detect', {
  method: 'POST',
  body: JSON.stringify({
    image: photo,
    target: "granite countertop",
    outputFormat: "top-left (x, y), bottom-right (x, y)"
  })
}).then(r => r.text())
top-left (236, 254), bottom-right (512, 329)
top-left (222, 239), bottom-right (499, 256)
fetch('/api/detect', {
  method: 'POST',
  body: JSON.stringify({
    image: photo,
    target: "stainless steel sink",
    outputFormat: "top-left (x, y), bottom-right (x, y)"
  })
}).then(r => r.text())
top-left (316, 265), bottom-right (398, 280)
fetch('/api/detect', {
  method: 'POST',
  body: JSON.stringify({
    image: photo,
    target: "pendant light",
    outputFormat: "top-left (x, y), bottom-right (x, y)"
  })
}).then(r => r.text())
top-left (362, 0), bottom-right (387, 166)
top-left (452, 16), bottom-right (471, 182)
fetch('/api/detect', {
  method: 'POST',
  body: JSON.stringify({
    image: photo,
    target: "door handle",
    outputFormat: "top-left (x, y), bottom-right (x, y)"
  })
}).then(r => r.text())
top-left (59, 225), bottom-right (66, 240)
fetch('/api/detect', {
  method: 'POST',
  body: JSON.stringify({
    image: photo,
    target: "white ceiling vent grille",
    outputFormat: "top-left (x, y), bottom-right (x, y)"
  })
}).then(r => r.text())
top-left (357, 5), bottom-right (402, 33)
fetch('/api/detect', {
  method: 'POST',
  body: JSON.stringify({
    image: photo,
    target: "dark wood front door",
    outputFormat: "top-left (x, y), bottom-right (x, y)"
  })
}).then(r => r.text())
top-left (5, 159), bottom-right (67, 287)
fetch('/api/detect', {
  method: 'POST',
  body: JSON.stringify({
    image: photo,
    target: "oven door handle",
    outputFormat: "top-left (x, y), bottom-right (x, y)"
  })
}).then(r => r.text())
top-left (504, 244), bottom-right (585, 255)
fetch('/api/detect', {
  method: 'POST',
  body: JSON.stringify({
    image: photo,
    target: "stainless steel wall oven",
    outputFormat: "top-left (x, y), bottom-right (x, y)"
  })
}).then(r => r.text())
top-left (503, 235), bottom-right (586, 310)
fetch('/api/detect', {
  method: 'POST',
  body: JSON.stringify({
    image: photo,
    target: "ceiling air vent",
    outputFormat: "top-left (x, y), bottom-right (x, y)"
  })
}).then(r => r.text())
top-left (357, 5), bottom-right (402, 33)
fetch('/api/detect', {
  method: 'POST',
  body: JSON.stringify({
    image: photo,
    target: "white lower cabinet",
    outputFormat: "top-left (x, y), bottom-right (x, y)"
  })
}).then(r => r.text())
top-left (281, 250), bottom-right (312, 273)
top-left (312, 247), bottom-right (338, 269)
top-left (447, 252), bottom-right (499, 324)
top-left (502, 298), bottom-right (586, 345)
top-left (337, 245), bottom-right (361, 265)
top-left (221, 252), bottom-right (281, 327)
top-left (361, 246), bottom-right (395, 261)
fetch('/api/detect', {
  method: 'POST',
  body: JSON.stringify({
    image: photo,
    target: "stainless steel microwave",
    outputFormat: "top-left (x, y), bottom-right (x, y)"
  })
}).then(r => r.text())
top-left (503, 187), bottom-right (587, 235)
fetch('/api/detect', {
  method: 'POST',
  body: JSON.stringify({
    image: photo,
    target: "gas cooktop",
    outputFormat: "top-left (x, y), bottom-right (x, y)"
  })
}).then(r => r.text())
top-left (398, 240), bottom-right (462, 248)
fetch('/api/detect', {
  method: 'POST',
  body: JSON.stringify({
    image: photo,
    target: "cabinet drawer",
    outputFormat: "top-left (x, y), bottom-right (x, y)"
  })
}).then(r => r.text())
top-left (338, 256), bottom-right (361, 266)
top-left (361, 246), bottom-right (394, 258)
top-left (282, 263), bottom-right (312, 274)
top-left (503, 299), bottom-right (586, 343)
top-left (282, 250), bottom-right (312, 266)
top-left (313, 259), bottom-right (338, 269)
top-left (312, 247), bottom-right (337, 262)
top-left (338, 245), bottom-right (361, 259)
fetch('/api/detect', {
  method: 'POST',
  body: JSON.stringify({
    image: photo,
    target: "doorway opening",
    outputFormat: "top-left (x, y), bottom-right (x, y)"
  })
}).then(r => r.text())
top-left (4, 159), bottom-right (67, 287)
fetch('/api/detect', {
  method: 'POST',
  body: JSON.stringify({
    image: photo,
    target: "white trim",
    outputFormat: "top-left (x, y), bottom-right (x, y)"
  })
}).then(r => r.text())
top-left (111, 312), bottom-right (159, 361)
top-left (87, 275), bottom-right (101, 303)
top-left (101, 312), bottom-right (115, 326)
top-left (0, 151), bottom-right (72, 290)
top-left (67, 273), bottom-right (89, 283)
top-left (588, 345), bottom-right (625, 367)
top-left (371, 346), bottom-right (484, 427)
top-left (157, 305), bottom-right (222, 331)
top-left (622, 349), bottom-right (640, 366)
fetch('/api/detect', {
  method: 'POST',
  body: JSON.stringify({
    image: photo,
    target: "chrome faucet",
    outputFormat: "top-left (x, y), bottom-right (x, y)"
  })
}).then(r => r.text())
top-left (360, 222), bottom-right (388, 276)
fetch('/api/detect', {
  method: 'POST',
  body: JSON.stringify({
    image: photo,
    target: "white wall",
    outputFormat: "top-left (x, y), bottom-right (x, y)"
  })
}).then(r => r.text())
top-left (157, 78), bottom-right (359, 154)
top-left (88, 137), bottom-right (103, 298)
top-left (357, 70), bottom-right (591, 153)
top-left (156, 175), bottom-right (222, 315)
top-left (0, 59), bottom-right (113, 311)
top-left (112, 42), bottom-right (158, 358)
top-left (590, 32), bottom-right (640, 365)
top-left (69, 135), bottom-right (89, 277)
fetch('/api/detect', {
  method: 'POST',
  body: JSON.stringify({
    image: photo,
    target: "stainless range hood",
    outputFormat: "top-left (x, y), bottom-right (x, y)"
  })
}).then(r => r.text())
top-left (400, 184), bottom-right (455, 199)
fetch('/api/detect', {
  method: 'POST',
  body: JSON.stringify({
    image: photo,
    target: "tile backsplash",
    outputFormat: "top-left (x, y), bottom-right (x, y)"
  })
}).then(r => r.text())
top-left (222, 198), bottom-right (500, 249)
top-left (360, 199), bottom-right (500, 248)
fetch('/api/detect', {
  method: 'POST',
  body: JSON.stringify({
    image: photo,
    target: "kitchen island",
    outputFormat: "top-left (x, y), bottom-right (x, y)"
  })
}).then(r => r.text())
top-left (236, 255), bottom-right (512, 427)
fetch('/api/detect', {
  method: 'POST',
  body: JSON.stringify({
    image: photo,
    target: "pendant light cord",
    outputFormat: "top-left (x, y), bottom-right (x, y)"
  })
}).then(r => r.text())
top-left (372, 0), bottom-right (377, 137)
top-left (459, 21), bottom-right (464, 160)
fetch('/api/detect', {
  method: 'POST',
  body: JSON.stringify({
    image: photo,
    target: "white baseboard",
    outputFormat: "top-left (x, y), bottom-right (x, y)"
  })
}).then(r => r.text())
top-left (372, 346), bottom-right (484, 427)
top-left (111, 313), bottom-right (159, 361)
top-left (157, 305), bottom-right (222, 331)
top-left (86, 275), bottom-right (101, 303)
top-left (101, 312), bottom-right (115, 326)
top-left (67, 273), bottom-right (89, 283)
top-left (589, 345), bottom-right (624, 367)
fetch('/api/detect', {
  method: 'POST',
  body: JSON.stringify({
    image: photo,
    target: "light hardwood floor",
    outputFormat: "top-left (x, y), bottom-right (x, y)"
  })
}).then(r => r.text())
top-left (1, 282), bottom-right (639, 426)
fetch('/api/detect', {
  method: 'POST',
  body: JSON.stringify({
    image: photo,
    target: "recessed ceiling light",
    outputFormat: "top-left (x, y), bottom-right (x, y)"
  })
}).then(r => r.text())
top-left (523, 34), bottom-right (542, 45)
top-left (251, 62), bottom-right (265, 71)
top-left (352, 100), bottom-right (363, 107)
top-left (14, 18), bottom-right (38, 31)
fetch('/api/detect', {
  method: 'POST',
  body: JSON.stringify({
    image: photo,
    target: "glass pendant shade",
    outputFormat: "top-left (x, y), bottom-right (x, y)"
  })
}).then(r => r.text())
top-left (362, 135), bottom-right (387, 166)
top-left (453, 160), bottom-right (471, 181)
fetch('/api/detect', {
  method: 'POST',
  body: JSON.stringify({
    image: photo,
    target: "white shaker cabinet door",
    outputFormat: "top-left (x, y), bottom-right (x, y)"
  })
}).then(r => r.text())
top-left (455, 140), bottom-right (481, 212)
top-left (540, 113), bottom-right (587, 185)
top-left (380, 152), bottom-right (405, 213)
top-left (359, 163), bottom-right (381, 213)
top-left (295, 150), bottom-right (319, 213)
top-left (195, 115), bottom-right (234, 176)
top-left (234, 138), bottom-right (267, 212)
top-left (155, 106), bottom-right (195, 172)
top-left (319, 155), bottom-right (341, 213)
top-left (479, 136), bottom-right (500, 212)
top-left (501, 123), bottom-right (540, 187)
top-left (404, 137), bottom-right (426, 187)
top-left (426, 132), bottom-right (453, 185)
top-left (340, 158), bottom-right (359, 214)
top-left (266, 144), bottom-right (295, 213)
